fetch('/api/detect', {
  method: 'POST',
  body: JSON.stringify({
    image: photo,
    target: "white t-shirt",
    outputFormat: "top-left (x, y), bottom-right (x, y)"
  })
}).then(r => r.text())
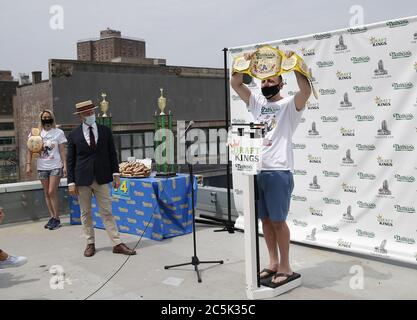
top-left (248, 94), bottom-right (304, 171)
top-left (30, 128), bottom-right (67, 171)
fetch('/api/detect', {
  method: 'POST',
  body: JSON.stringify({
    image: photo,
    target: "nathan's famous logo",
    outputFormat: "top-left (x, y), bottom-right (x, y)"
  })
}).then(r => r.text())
top-left (337, 239), bottom-right (352, 248)
top-left (356, 144), bottom-right (375, 151)
top-left (377, 156), bottom-right (393, 166)
top-left (393, 144), bottom-right (414, 152)
top-left (293, 169), bottom-right (307, 176)
top-left (377, 214), bottom-right (393, 227)
top-left (357, 172), bottom-right (376, 180)
top-left (355, 115), bottom-right (374, 122)
top-left (292, 195), bottom-right (307, 202)
top-left (323, 197), bottom-right (341, 205)
top-left (340, 127), bottom-right (355, 136)
top-left (347, 27), bottom-right (368, 34)
top-left (322, 224), bottom-right (339, 232)
top-left (260, 105), bottom-right (280, 114)
top-left (321, 115), bottom-right (338, 123)
top-left (351, 56), bottom-right (370, 64)
top-left (370, 37), bottom-right (387, 46)
top-left (353, 85), bottom-right (373, 93)
top-left (342, 183), bottom-right (357, 193)
top-left (374, 96), bottom-right (391, 106)
top-left (389, 50), bottom-right (412, 59)
top-left (319, 88), bottom-right (336, 95)
top-left (301, 47), bottom-right (315, 56)
top-left (308, 154), bottom-right (321, 163)
top-left (393, 113), bottom-right (414, 120)
top-left (292, 219), bottom-right (308, 227)
top-left (394, 204), bottom-right (415, 213)
top-left (386, 19), bottom-right (409, 28)
top-left (229, 48), bottom-right (243, 54)
top-left (313, 33), bottom-right (332, 40)
top-left (336, 70), bottom-right (352, 80)
top-left (292, 143), bottom-right (306, 149)
top-left (316, 60), bottom-right (334, 68)
top-left (394, 235), bottom-right (415, 244)
top-left (321, 143), bottom-right (339, 150)
top-left (392, 82), bottom-right (413, 90)
top-left (357, 201), bottom-right (376, 209)
top-left (394, 174), bottom-right (415, 182)
top-left (356, 229), bottom-right (375, 238)
top-left (282, 39), bottom-right (299, 45)
top-left (322, 170), bottom-right (340, 178)
top-left (306, 101), bottom-right (320, 110)
top-left (309, 207), bottom-right (323, 216)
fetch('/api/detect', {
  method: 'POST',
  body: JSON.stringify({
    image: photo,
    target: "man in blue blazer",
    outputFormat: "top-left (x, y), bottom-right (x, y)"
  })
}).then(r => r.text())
top-left (67, 100), bottom-right (136, 257)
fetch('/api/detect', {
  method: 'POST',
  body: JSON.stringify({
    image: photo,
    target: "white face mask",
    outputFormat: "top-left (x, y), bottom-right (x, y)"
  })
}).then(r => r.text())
top-left (84, 114), bottom-right (96, 126)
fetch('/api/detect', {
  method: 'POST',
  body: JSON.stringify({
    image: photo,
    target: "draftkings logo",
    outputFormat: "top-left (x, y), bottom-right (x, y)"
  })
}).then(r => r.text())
top-left (306, 101), bottom-right (320, 110)
top-left (342, 183), bottom-right (357, 193)
top-left (356, 143), bottom-right (376, 151)
top-left (386, 20), bottom-right (409, 28)
top-left (293, 169), bottom-right (307, 176)
top-left (355, 115), bottom-right (375, 122)
top-left (321, 143), bottom-right (339, 150)
top-left (323, 197), bottom-right (341, 205)
top-left (353, 85), bottom-right (373, 93)
top-left (393, 113), bottom-right (414, 120)
top-left (337, 239), bottom-right (352, 248)
top-left (336, 70), bottom-right (352, 80)
top-left (374, 96), bottom-right (391, 107)
top-left (316, 60), bottom-right (334, 68)
top-left (392, 82), bottom-right (413, 90)
top-left (357, 172), bottom-right (376, 180)
top-left (322, 224), bottom-right (339, 232)
top-left (308, 154), bottom-right (322, 164)
top-left (394, 174), bottom-right (415, 182)
top-left (394, 204), bottom-right (415, 213)
top-left (370, 37), bottom-right (387, 46)
top-left (292, 219), bottom-right (308, 227)
top-left (351, 56), bottom-right (370, 64)
top-left (292, 195), bottom-right (307, 202)
top-left (357, 201), bottom-right (376, 209)
top-left (394, 235), bottom-right (415, 245)
top-left (340, 127), bottom-right (355, 136)
top-left (377, 214), bottom-right (394, 227)
top-left (319, 88), bottom-right (337, 95)
top-left (377, 156), bottom-right (393, 167)
top-left (389, 50), bottom-right (412, 59)
top-left (292, 143), bottom-right (306, 149)
top-left (393, 144), bottom-right (414, 152)
top-left (301, 47), bottom-right (315, 56)
top-left (356, 229), bottom-right (375, 238)
top-left (309, 207), bottom-right (323, 217)
top-left (322, 170), bottom-right (340, 178)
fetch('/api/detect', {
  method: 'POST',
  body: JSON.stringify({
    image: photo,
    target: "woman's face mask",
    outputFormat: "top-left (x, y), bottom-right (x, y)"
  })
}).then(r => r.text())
top-left (41, 118), bottom-right (54, 127)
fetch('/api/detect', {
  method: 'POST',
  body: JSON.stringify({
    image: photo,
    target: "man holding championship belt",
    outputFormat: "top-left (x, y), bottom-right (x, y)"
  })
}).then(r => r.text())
top-left (231, 48), bottom-right (311, 288)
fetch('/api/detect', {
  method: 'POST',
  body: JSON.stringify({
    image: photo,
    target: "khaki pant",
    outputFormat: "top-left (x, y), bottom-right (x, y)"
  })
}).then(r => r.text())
top-left (78, 180), bottom-right (122, 246)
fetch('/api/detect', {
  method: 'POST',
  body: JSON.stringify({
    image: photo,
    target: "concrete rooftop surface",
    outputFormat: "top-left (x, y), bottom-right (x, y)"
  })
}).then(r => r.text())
top-left (1, 215), bottom-right (417, 300)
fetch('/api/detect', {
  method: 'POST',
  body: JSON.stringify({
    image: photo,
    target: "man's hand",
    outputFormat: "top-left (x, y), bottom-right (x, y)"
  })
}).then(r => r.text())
top-left (0, 208), bottom-right (4, 224)
top-left (25, 164), bottom-right (32, 177)
top-left (68, 184), bottom-right (79, 197)
top-left (63, 166), bottom-right (67, 178)
top-left (113, 175), bottom-right (120, 190)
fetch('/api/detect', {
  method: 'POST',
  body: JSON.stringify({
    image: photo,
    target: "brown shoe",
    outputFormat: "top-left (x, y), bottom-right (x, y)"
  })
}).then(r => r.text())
top-left (84, 244), bottom-right (96, 257)
top-left (113, 243), bottom-right (136, 255)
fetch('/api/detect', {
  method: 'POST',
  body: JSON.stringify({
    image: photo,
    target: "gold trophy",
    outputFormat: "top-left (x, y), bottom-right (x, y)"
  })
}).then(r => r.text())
top-left (100, 92), bottom-right (109, 117)
top-left (158, 88), bottom-right (166, 115)
top-left (232, 45), bottom-right (318, 99)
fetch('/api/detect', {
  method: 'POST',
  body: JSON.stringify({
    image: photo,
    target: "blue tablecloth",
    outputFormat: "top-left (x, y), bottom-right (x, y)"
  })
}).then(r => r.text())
top-left (70, 174), bottom-right (196, 241)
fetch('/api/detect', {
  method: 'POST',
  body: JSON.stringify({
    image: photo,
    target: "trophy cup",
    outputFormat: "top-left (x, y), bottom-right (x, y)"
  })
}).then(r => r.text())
top-left (96, 92), bottom-right (112, 129)
top-left (232, 45), bottom-right (318, 99)
top-left (154, 88), bottom-right (176, 177)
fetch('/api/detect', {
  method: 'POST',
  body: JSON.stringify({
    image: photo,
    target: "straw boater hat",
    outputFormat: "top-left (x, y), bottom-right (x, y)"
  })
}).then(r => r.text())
top-left (74, 100), bottom-right (98, 115)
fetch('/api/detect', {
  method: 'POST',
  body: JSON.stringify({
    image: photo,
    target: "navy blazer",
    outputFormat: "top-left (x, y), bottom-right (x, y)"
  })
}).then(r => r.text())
top-left (67, 123), bottom-right (119, 186)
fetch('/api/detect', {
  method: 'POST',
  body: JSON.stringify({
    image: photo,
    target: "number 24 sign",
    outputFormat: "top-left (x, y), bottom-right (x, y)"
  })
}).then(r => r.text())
top-left (112, 178), bottom-right (131, 199)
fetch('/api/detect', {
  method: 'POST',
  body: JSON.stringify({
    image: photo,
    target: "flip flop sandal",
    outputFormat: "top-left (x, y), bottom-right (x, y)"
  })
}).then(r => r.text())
top-left (258, 268), bottom-right (277, 280)
top-left (264, 272), bottom-right (301, 289)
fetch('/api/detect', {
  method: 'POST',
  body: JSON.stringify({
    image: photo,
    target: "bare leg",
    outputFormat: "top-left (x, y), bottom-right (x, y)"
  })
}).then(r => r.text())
top-left (260, 218), bottom-right (279, 277)
top-left (273, 221), bottom-right (293, 283)
top-left (0, 249), bottom-right (8, 261)
top-left (41, 179), bottom-right (54, 218)
top-left (48, 175), bottom-right (61, 219)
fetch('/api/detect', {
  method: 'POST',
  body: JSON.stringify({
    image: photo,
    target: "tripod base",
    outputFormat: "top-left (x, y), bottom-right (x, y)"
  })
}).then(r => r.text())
top-left (164, 256), bottom-right (224, 283)
top-left (198, 214), bottom-right (236, 233)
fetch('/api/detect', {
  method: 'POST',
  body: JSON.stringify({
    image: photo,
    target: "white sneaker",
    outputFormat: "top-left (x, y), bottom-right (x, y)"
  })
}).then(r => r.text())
top-left (0, 255), bottom-right (28, 269)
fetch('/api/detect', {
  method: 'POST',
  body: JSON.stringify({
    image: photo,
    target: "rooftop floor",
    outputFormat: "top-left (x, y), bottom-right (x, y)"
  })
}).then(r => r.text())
top-left (1, 215), bottom-right (417, 300)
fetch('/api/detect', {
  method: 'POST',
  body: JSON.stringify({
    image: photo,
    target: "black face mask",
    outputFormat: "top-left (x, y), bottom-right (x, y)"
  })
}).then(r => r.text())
top-left (42, 119), bottom-right (54, 126)
top-left (261, 84), bottom-right (280, 99)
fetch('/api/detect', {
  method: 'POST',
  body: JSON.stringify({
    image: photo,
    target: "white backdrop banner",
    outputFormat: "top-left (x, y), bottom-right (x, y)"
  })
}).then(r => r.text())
top-left (229, 16), bottom-right (417, 265)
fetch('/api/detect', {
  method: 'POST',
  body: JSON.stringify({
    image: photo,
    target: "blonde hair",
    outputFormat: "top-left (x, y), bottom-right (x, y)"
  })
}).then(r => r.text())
top-left (38, 109), bottom-right (57, 129)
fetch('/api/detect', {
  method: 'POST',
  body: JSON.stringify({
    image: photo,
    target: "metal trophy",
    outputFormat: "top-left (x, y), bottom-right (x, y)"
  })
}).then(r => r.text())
top-left (232, 45), bottom-right (318, 99)
top-left (154, 88), bottom-right (176, 177)
top-left (97, 92), bottom-right (112, 129)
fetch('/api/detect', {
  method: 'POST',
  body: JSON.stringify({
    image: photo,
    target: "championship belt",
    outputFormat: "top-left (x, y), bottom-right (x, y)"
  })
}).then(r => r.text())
top-left (232, 45), bottom-right (318, 99)
top-left (27, 128), bottom-right (43, 158)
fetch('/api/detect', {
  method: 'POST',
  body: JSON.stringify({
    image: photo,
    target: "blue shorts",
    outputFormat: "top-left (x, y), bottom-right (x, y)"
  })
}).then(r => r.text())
top-left (257, 170), bottom-right (294, 222)
top-left (38, 168), bottom-right (63, 180)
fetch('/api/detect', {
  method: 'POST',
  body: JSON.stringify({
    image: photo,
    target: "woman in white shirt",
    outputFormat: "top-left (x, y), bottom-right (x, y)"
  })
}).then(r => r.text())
top-left (26, 110), bottom-right (67, 230)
